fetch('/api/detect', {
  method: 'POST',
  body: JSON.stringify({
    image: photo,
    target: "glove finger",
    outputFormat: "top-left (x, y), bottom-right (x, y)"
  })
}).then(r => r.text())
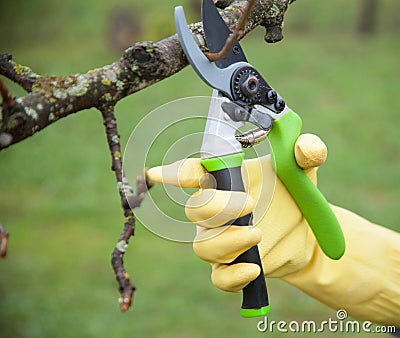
top-left (211, 263), bottom-right (261, 292)
top-left (294, 134), bottom-right (327, 170)
top-left (146, 158), bottom-right (210, 188)
top-left (193, 225), bottom-right (262, 263)
top-left (186, 190), bottom-right (254, 228)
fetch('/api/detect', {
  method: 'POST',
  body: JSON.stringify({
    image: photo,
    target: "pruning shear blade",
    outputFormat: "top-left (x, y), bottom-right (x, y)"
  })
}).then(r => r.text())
top-left (174, 6), bottom-right (249, 100)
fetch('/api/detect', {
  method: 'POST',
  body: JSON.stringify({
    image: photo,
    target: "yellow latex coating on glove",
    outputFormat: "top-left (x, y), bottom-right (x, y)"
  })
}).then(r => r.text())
top-left (147, 134), bottom-right (400, 326)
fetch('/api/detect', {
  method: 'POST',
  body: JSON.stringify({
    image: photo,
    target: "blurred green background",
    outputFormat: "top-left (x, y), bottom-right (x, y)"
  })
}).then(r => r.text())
top-left (0, 0), bottom-right (399, 337)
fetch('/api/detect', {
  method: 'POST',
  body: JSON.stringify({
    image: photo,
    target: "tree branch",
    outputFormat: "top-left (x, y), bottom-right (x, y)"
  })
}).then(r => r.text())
top-left (0, 225), bottom-right (9, 258)
top-left (205, 0), bottom-right (257, 61)
top-left (110, 176), bottom-right (152, 312)
top-left (100, 103), bottom-right (153, 311)
top-left (0, 0), bottom-right (295, 150)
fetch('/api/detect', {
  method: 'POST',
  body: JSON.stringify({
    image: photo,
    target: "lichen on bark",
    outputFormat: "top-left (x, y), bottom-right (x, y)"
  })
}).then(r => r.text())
top-left (0, 1), bottom-right (295, 151)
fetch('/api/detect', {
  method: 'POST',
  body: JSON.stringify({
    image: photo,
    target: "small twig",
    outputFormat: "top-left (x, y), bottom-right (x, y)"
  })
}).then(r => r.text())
top-left (112, 218), bottom-right (135, 312)
top-left (0, 78), bottom-right (14, 109)
top-left (111, 176), bottom-right (153, 312)
top-left (205, 0), bottom-right (257, 62)
top-left (0, 53), bottom-right (38, 92)
top-left (100, 103), bottom-right (153, 312)
top-left (0, 224), bottom-right (10, 258)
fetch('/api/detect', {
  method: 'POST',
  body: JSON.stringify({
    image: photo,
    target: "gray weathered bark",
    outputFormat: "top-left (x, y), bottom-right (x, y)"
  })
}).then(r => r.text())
top-left (0, 0), bottom-right (295, 150)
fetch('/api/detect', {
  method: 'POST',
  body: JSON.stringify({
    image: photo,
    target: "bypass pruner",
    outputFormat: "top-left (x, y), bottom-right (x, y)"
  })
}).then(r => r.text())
top-left (174, 0), bottom-right (345, 318)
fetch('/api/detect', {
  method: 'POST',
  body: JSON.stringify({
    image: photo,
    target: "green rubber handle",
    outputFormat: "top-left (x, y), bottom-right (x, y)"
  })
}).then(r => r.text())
top-left (268, 110), bottom-right (345, 259)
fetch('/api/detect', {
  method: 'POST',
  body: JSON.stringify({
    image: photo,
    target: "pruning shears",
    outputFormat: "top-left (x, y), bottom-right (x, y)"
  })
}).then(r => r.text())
top-left (174, 0), bottom-right (345, 318)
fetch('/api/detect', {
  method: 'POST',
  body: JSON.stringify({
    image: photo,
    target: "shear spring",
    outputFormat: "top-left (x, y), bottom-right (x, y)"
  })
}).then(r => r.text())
top-left (235, 128), bottom-right (269, 148)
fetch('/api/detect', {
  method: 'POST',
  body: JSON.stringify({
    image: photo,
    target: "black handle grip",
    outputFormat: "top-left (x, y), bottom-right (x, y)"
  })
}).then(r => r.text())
top-left (210, 166), bottom-right (269, 317)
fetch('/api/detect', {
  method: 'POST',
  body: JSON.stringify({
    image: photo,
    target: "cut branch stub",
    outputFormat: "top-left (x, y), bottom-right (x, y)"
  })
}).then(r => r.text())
top-left (0, 53), bottom-right (38, 92)
top-left (256, 0), bottom-right (294, 43)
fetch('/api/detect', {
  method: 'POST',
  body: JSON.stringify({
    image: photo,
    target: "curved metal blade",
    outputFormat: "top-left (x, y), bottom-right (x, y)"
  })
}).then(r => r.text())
top-left (174, 6), bottom-right (249, 100)
top-left (202, 0), bottom-right (247, 68)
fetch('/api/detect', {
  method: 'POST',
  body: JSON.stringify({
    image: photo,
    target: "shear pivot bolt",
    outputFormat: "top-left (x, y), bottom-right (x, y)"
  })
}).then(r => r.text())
top-left (241, 75), bottom-right (259, 98)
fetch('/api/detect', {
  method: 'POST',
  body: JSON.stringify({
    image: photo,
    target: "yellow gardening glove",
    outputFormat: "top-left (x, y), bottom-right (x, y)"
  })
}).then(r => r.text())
top-left (147, 134), bottom-right (326, 282)
top-left (147, 134), bottom-right (400, 326)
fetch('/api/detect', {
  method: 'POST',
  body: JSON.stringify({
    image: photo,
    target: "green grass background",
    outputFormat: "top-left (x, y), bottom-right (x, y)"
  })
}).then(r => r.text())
top-left (0, 0), bottom-right (399, 337)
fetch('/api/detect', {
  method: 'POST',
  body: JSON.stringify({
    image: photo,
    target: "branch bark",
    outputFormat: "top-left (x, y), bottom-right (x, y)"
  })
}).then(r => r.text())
top-left (0, 0), bottom-right (295, 150)
top-left (205, 0), bottom-right (257, 62)
top-left (0, 225), bottom-right (9, 258)
top-left (100, 103), bottom-right (153, 311)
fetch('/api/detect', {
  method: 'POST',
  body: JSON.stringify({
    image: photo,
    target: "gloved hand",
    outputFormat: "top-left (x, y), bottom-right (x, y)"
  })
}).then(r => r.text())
top-left (147, 134), bottom-right (400, 326)
top-left (148, 133), bottom-right (325, 286)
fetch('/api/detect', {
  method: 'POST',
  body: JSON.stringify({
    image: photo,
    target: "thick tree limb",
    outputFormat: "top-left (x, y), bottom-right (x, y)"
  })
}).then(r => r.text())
top-left (0, 0), bottom-right (295, 150)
